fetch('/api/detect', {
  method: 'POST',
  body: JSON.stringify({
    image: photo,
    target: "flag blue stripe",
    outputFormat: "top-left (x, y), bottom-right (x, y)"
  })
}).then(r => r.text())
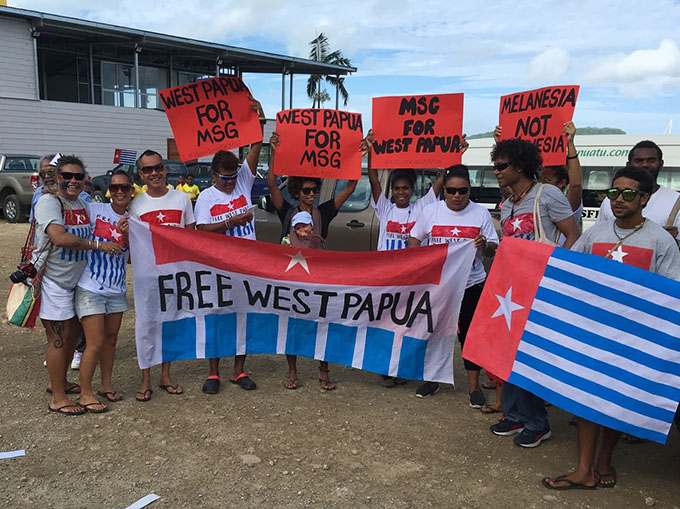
top-left (549, 246), bottom-right (680, 301)
top-left (543, 263), bottom-right (680, 325)
top-left (507, 371), bottom-right (668, 444)
top-left (529, 310), bottom-right (680, 376)
top-left (397, 335), bottom-right (427, 380)
top-left (521, 330), bottom-right (680, 402)
top-left (245, 313), bottom-right (278, 354)
top-left (362, 327), bottom-right (394, 375)
top-left (535, 286), bottom-right (680, 353)
top-left (162, 316), bottom-right (197, 362)
top-left (285, 318), bottom-right (317, 358)
top-left (514, 350), bottom-right (675, 422)
top-left (325, 323), bottom-right (357, 366)
top-left (204, 313), bottom-right (236, 358)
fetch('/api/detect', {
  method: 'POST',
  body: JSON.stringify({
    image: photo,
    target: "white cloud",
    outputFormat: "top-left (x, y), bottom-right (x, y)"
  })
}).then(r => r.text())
top-left (528, 47), bottom-right (570, 83)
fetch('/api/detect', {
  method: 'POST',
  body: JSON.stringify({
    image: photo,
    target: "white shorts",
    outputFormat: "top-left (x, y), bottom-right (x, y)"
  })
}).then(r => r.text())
top-left (39, 277), bottom-right (76, 321)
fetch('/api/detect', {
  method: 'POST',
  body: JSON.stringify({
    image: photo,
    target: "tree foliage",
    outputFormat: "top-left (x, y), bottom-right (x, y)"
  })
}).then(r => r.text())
top-left (307, 33), bottom-right (352, 108)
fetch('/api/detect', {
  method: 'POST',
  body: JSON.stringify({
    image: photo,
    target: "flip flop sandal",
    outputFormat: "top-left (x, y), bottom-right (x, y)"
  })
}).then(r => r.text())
top-left (202, 376), bottom-right (221, 394)
top-left (48, 403), bottom-right (86, 416)
top-left (595, 468), bottom-right (617, 488)
top-left (135, 389), bottom-right (153, 402)
top-left (80, 401), bottom-right (109, 414)
top-left (97, 390), bottom-right (123, 402)
top-left (230, 373), bottom-right (256, 391)
top-left (542, 476), bottom-right (596, 491)
top-left (481, 406), bottom-right (502, 414)
top-left (159, 383), bottom-right (184, 395)
top-left (46, 383), bottom-right (81, 395)
top-left (284, 378), bottom-right (299, 390)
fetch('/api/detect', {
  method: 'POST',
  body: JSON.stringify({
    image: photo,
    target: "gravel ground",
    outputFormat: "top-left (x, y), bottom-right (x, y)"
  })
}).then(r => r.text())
top-left (0, 222), bottom-right (678, 508)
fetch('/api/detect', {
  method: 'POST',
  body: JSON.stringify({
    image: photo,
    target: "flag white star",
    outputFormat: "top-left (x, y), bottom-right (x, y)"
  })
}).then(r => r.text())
top-left (156, 211), bottom-right (165, 222)
top-left (400, 225), bottom-right (407, 233)
top-left (609, 246), bottom-right (628, 263)
top-left (227, 202), bottom-right (234, 210)
top-left (491, 287), bottom-right (525, 330)
top-left (110, 229), bottom-right (122, 241)
top-left (511, 217), bottom-right (523, 231)
top-left (450, 227), bottom-right (461, 236)
top-left (285, 251), bottom-right (310, 274)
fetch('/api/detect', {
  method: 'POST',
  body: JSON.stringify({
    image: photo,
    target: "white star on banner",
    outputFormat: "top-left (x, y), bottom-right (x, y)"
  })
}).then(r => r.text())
top-left (511, 217), bottom-right (523, 231)
top-left (157, 211), bottom-right (165, 222)
top-left (400, 225), bottom-right (407, 233)
top-left (491, 287), bottom-right (525, 330)
top-left (609, 246), bottom-right (628, 263)
top-left (450, 227), bottom-right (461, 236)
top-left (285, 251), bottom-right (310, 274)
top-left (110, 229), bottom-right (122, 241)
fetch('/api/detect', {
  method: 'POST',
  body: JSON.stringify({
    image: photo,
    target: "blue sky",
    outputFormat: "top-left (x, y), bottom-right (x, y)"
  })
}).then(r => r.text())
top-left (12, 0), bottom-right (680, 135)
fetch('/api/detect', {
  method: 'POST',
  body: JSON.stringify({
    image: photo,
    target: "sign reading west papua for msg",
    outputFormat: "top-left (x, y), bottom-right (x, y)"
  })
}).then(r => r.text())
top-left (129, 219), bottom-right (475, 383)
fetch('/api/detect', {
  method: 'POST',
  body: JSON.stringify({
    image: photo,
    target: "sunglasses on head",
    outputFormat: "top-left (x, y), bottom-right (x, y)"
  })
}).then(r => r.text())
top-left (445, 186), bottom-right (469, 195)
top-left (300, 187), bottom-right (318, 195)
top-left (139, 163), bottom-right (165, 174)
top-left (60, 171), bottom-right (85, 181)
top-left (217, 173), bottom-right (238, 183)
top-left (607, 188), bottom-right (643, 202)
top-left (493, 162), bottom-right (511, 172)
top-left (109, 184), bottom-right (132, 193)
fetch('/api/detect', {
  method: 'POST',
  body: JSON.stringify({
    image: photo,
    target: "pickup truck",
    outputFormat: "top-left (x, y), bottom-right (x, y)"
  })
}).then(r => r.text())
top-left (91, 160), bottom-right (188, 202)
top-left (0, 154), bottom-right (41, 222)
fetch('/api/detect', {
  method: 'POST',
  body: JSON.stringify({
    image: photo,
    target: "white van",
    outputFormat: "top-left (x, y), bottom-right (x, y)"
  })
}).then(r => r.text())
top-left (462, 134), bottom-right (680, 230)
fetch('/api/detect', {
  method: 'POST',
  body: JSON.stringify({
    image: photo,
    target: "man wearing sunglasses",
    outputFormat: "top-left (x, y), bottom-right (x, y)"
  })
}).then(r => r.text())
top-left (193, 96), bottom-right (265, 394)
top-left (543, 166), bottom-right (680, 491)
top-left (596, 140), bottom-right (680, 243)
top-left (129, 149), bottom-right (196, 402)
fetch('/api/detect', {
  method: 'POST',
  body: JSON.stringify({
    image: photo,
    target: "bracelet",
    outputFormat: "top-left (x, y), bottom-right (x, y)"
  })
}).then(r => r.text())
top-left (225, 217), bottom-right (231, 229)
top-left (96, 239), bottom-right (100, 251)
top-left (567, 154), bottom-right (578, 160)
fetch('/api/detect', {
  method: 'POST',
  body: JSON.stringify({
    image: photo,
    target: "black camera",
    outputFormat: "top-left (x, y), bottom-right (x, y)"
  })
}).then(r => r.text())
top-left (9, 262), bottom-right (37, 284)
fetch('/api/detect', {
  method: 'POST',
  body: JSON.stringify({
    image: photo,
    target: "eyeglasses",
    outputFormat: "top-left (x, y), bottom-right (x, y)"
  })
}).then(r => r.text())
top-left (607, 188), bottom-right (644, 202)
top-left (493, 162), bottom-right (511, 172)
top-left (60, 171), bottom-right (85, 181)
top-left (139, 163), bottom-right (165, 174)
top-left (445, 186), bottom-right (469, 195)
top-left (39, 170), bottom-right (56, 178)
top-left (217, 173), bottom-right (238, 183)
top-left (300, 187), bottom-right (318, 195)
top-left (109, 184), bottom-right (132, 193)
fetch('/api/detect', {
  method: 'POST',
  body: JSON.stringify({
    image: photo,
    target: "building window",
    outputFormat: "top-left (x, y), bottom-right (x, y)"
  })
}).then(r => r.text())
top-left (178, 72), bottom-right (213, 85)
top-left (101, 61), bottom-right (136, 107)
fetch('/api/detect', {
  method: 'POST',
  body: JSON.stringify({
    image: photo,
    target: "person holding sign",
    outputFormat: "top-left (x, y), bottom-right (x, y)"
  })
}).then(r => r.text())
top-left (194, 96), bottom-right (265, 395)
top-left (268, 131), bottom-right (365, 390)
top-left (408, 165), bottom-right (498, 405)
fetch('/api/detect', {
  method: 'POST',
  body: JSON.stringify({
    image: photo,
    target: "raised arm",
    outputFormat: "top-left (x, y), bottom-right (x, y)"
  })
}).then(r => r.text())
top-left (267, 132), bottom-right (285, 212)
top-left (364, 129), bottom-right (382, 203)
top-left (333, 135), bottom-right (369, 211)
top-left (244, 95), bottom-right (265, 175)
top-left (564, 121), bottom-right (582, 212)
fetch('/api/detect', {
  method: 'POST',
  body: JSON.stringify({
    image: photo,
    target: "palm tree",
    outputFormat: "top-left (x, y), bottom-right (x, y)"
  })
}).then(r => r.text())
top-left (306, 33), bottom-right (352, 109)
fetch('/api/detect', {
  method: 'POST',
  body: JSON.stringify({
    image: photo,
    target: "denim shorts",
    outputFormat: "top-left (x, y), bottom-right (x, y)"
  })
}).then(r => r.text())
top-left (75, 286), bottom-right (130, 318)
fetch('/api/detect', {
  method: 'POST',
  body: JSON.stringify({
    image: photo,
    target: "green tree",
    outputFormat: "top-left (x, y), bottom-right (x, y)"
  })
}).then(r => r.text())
top-left (306, 33), bottom-right (352, 109)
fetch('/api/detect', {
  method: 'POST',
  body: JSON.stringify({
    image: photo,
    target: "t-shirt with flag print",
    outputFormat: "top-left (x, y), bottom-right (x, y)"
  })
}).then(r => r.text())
top-left (32, 194), bottom-right (90, 290)
top-left (500, 183), bottom-right (573, 243)
top-left (128, 188), bottom-right (195, 228)
top-left (410, 200), bottom-right (499, 288)
top-left (371, 188), bottom-right (437, 251)
top-left (572, 218), bottom-right (680, 280)
top-left (77, 203), bottom-right (130, 295)
top-left (193, 160), bottom-right (256, 240)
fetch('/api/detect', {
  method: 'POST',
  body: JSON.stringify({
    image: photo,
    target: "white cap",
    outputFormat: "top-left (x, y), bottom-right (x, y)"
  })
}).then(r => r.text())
top-left (292, 211), bottom-right (313, 228)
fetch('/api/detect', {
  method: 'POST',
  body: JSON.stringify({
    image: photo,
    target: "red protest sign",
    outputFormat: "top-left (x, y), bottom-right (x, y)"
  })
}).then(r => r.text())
top-left (159, 76), bottom-right (263, 161)
top-left (273, 109), bottom-right (363, 180)
top-left (371, 94), bottom-right (464, 169)
top-left (498, 85), bottom-right (579, 166)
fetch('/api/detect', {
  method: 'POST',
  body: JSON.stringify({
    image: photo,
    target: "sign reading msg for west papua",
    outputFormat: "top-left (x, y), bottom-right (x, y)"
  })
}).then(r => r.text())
top-left (498, 85), bottom-right (579, 166)
top-left (273, 109), bottom-right (364, 180)
top-left (371, 94), bottom-right (464, 169)
top-left (159, 76), bottom-right (263, 161)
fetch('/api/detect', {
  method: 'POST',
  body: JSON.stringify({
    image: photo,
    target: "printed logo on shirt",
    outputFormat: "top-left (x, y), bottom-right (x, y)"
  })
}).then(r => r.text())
top-left (140, 209), bottom-right (183, 226)
top-left (502, 212), bottom-right (535, 240)
top-left (592, 243), bottom-right (653, 270)
top-left (58, 208), bottom-right (90, 262)
top-left (431, 225), bottom-right (481, 242)
top-left (384, 220), bottom-right (416, 251)
top-left (93, 218), bottom-right (125, 246)
top-left (210, 195), bottom-right (248, 219)
top-left (64, 208), bottom-right (89, 226)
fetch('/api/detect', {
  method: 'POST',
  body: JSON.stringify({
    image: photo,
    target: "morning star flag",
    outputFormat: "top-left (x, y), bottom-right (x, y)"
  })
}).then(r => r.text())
top-left (129, 219), bottom-right (475, 383)
top-left (113, 148), bottom-right (137, 165)
top-left (463, 237), bottom-right (680, 444)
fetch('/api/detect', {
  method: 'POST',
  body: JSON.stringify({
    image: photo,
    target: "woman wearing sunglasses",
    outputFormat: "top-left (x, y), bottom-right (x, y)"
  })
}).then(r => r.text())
top-left (73, 170), bottom-right (134, 411)
top-left (267, 131), bottom-right (362, 390)
top-left (33, 156), bottom-right (124, 415)
top-left (409, 165), bottom-right (499, 405)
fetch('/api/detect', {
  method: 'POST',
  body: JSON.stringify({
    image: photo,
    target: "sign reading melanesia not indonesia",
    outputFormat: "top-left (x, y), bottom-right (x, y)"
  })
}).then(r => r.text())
top-left (371, 94), bottom-right (464, 169)
top-left (498, 85), bottom-right (579, 166)
top-left (273, 109), bottom-right (364, 180)
top-left (159, 76), bottom-right (263, 161)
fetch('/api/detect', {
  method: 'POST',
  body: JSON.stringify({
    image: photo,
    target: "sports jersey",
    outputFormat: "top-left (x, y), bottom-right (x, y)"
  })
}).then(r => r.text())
top-left (194, 160), bottom-right (256, 240)
top-left (372, 188), bottom-right (438, 251)
top-left (182, 183), bottom-right (201, 201)
top-left (410, 200), bottom-right (498, 287)
top-left (77, 203), bottom-right (130, 295)
top-left (128, 188), bottom-right (195, 227)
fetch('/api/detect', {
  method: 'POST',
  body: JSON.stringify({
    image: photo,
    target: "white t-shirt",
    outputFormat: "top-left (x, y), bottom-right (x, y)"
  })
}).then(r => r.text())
top-left (194, 160), bottom-right (256, 240)
top-left (372, 188), bottom-right (438, 251)
top-left (410, 200), bottom-right (499, 288)
top-left (77, 203), bottom-right (130, 295)
top-left (129, 188), bottom-right (195, 227)
top-left (597, 184), bottom-right (680, 240)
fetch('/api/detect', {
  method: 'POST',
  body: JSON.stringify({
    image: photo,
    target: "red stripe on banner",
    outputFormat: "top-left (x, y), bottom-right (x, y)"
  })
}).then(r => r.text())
top-left (63, 209), bottom-right (89, 226)
top-left (462, 237), bottom-right (553, 380)
top-left (93, 218), bottom-right (125, 246)
top-left (502, 212), bottom-right (535, 237)
top-left (431, 225), bottom-right (480, 239)
top-left (140, 209), bottom-right (183, 226)
top-left (591, 242), bottom-right (653, 271)
top-left (385, 221), bottom-right (415, 234)
top-left (211, 195), bottom-right (248, 216)
top-left (149, 224), bottom-right (447, 287)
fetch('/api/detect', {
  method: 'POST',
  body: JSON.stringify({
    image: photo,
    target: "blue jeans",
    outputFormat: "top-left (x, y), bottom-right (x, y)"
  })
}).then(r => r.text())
top-left (502, 382), bottom-right (549, 432)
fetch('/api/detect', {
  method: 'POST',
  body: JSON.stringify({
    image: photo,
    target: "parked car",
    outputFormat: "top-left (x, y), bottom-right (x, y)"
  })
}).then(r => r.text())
top-left (92, 160), bottom-right (188, 202)
top-left (0, 154), bottom-right (41, 222)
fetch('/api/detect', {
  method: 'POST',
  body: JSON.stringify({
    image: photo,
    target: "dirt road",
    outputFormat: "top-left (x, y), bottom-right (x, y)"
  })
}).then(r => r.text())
top-left (0, 222), bottom-right (678, 508)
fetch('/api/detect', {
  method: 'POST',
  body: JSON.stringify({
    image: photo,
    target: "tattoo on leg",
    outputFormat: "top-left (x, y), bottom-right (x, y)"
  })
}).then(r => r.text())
top-left (50, 321), bottom-right (65, 348)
